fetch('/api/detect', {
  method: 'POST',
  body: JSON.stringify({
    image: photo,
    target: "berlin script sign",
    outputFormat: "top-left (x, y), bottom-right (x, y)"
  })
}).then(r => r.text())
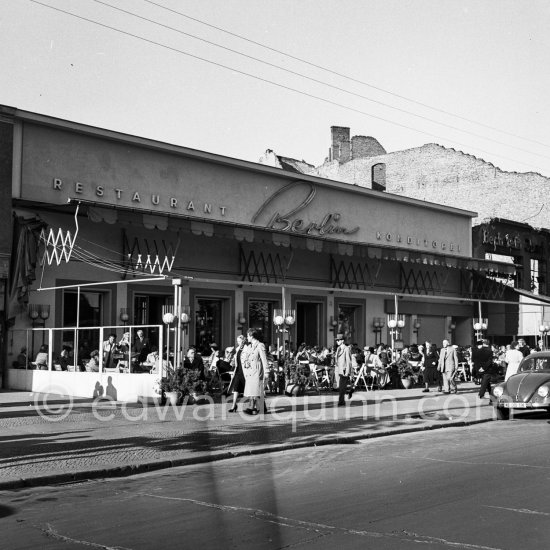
top-left (251, 180), bottom-right (359, 237)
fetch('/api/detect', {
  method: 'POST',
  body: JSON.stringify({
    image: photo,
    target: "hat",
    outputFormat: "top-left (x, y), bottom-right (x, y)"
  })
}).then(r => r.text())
top-left (336, 333), bottom-right (345, 340)
top-left (90, 350), bottom-right (99, 357)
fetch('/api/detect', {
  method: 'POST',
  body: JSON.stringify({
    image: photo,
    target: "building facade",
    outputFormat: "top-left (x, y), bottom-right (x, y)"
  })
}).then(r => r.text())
top-left (1, 107), bottom-right (518, 400)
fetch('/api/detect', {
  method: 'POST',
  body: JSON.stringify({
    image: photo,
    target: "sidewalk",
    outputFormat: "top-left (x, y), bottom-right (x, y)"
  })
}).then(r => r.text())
top-left (0, 383), bottom-right (495, 490)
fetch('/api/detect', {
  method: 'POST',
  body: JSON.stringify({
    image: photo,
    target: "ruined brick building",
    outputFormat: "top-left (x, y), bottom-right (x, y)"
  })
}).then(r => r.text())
top-left (260, 126), bottom-right (550, 228)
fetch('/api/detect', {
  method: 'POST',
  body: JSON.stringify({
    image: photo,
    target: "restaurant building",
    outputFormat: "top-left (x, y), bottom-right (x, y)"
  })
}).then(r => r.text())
top-left (0, 106), bottom-right (517, 400)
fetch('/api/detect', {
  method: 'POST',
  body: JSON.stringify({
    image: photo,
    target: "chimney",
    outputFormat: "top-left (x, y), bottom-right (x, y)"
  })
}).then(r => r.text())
top-left (330, 126), bottom-right (350, 163)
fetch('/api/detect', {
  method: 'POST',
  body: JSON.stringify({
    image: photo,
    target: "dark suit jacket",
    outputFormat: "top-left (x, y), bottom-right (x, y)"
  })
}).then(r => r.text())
top-left (133, 337), bottom-right (150, 362)
top-left (471, 346), bottom-right (496, 374)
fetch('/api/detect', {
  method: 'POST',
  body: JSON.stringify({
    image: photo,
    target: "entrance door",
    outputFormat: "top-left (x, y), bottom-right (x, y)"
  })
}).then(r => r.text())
top-left (296, 302), bottom-right (321, 346)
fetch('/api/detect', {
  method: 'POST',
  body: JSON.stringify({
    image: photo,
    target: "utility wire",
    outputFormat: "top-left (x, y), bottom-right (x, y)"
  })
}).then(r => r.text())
top-left (28, 0), bottom-right (549, 174)
top-left (91, 0), bottom-right (550, 162)
top-left (142, 0), bottom-right (550, 151)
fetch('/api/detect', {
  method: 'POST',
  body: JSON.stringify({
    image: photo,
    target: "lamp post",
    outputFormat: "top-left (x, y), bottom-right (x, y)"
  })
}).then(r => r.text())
top-left (387, 295), bottom-right (405, 355)
top-left (273, 308), bottom-right (295, 360)
top-left (162, 307), bottom-right (175, 376)
top-left (473, 301), bottom-right (488, 341)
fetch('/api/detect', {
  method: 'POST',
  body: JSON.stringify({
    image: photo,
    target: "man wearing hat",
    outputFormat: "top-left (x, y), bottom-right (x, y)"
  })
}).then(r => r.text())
top-left (334, 334), bottom-right (352, 406)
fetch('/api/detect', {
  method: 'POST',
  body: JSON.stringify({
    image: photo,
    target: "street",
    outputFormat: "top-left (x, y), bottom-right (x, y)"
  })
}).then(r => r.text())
top-left (1, 411), bottom-right (548, 549)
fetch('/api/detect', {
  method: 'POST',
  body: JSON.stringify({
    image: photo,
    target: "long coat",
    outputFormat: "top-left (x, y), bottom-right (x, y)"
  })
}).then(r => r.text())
top-left (334, 344), bottom-right (352, 377)
top-left (243, 340), bottom-right (266, 397)
top-left (437, 346), bottom-right (458, 373)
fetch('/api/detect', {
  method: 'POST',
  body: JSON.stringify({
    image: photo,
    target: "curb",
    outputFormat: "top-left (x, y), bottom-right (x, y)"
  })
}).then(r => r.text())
top-left (0, 416), bottom-right (493, 491)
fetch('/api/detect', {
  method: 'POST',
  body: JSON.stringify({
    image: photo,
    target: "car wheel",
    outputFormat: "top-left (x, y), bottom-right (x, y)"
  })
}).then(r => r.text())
top-left (494, 406), bottom-right (510, 420)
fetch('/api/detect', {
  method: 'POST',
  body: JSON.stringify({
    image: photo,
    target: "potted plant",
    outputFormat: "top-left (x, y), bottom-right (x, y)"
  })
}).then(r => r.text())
top-left (395, 357), bottom-right (414, 389)
top-left (156, 366), bottom-right (184, 405)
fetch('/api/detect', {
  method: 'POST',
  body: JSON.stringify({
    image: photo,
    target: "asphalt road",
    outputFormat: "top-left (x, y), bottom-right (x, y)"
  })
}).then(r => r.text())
top-left (1, 411), bottom-right (549, 550)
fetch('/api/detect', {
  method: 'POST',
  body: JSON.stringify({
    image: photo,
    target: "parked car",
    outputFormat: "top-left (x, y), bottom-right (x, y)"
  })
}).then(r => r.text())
top-left (492, 352), bottom-right (550, 420)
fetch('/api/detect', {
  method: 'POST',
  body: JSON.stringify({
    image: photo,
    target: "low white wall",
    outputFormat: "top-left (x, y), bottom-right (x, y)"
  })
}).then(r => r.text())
top-left (6, 369), bottom-right (158, 402)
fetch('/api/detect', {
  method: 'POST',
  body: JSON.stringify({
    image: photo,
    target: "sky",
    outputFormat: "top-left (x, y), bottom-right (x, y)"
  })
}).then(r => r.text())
top-left (2, 0), bottom-right (550, 176)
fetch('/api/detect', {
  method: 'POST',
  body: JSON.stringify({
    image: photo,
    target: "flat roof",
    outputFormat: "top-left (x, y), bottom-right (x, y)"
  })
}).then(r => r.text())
top-left (2, 105), bottom-right (477, 219)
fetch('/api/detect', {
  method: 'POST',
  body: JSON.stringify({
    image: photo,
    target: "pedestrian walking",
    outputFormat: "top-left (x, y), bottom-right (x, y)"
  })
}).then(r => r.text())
top-left (227, 334), bottom-right (248, 412)
top-left (334, 333), bottom-right (352, 405)
top-left (472, 339), bottom-right (496, 398)
top-left (243, 328), bottom-right (269, 415)
top-left (422, 343), bottom-right (440, 392)
top-left (504, 340), bottom-right (523, 381)
top-left (437, 339), bottom-right (459, 394)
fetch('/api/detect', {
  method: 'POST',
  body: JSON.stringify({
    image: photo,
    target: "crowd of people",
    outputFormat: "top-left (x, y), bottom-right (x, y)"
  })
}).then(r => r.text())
top-left (13, 325), bottom-right (538, 414)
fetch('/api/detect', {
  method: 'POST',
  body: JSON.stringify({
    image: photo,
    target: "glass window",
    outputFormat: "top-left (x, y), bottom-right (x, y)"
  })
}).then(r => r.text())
top-left (62, 290), bottom-right (104, 370)
top-left (248, 300), bottom-right (274, 344)
top-left (195, 299), bottom-right (222, 355)
top-left (337, 305), bottom-right (358, 344)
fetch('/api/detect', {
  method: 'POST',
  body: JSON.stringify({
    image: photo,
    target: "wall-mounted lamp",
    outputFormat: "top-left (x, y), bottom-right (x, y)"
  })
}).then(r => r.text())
top-left (413, 318), bottom-right (421, 335)
top-left (448, 320), bottom-right (456, 334)
top-left (28, 304), bottom-right (50, 355)
top-left (237, 312), bottom-right (247, 331)
top-left (372, 317), bottom-right (385, 345)
top-left (329, 316), bottom-right (338, 331)
top-left (28, 304), bottom-right (50, 326)
top-left (120, 307), bottom-right (129, 326)
top-left (180, 305), bottom-right (191, 333)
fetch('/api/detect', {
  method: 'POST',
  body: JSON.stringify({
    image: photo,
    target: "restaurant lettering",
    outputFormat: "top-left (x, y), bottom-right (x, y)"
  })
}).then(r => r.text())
top-left (251, 181), bottom-right (359, 236)
top-left (52, 179), bottom-right (228, 216)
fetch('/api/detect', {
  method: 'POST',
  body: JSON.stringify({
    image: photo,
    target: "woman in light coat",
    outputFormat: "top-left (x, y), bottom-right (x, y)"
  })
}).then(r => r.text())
top-left (243, 328), bottom-right (268, 414)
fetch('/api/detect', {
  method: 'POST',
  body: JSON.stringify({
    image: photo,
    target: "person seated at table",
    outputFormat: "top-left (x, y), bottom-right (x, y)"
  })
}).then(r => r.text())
top-left (139, 346), bottom-right (169, 373)
top-left (33, 344), bottom-right (49, 370)
top-left (56, 345), bottom-right (72, 371)
top-left (184, 347), bottom-right (205, 379)
top-left (86, 350), bottom-right (100, 372)
top-left (217, 346), bottom-right (235, 374)
top-left (13, 347), bottom-right (27, 368)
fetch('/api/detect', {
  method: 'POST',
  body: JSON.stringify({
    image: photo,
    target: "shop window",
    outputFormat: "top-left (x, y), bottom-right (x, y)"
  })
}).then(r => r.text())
top-left (248, 300), bottom-right (275, 344)
top-left (195, 299), bottom-right (223, 355)
top-left (62, 290), bottom-right (105, 368)
top-left (337, 305), bottom-right (359, 344)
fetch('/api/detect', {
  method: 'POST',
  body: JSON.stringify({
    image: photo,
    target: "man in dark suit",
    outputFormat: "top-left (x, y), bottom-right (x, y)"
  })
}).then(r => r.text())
top-left (133, 329), bottom-right (150, 364)
top-left (472, 339), bottom-right (496, 398)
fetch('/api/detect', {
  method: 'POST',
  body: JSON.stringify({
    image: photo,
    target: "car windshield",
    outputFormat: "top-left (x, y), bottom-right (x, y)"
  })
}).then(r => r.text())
top-left (518, 357), bottom-right (550, 372)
